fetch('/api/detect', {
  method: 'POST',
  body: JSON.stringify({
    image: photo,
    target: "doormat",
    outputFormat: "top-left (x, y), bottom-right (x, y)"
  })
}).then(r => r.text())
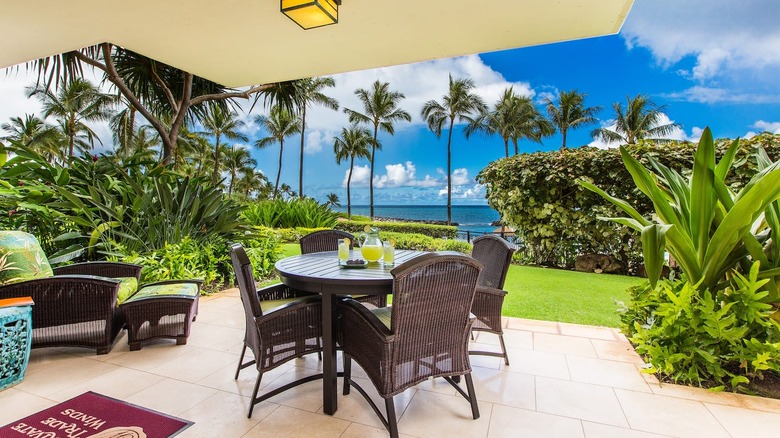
top-left (0, 391), bottom-right (192, 437)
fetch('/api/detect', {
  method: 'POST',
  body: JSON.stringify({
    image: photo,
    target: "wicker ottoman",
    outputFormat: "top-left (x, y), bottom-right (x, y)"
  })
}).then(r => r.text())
top-left (0, 298), bottom-right (34, 390)
top-left (120, 280), bottom-right (202, 351)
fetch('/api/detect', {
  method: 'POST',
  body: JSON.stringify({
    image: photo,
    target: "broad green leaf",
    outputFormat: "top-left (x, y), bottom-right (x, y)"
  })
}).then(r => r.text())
top-left (641, 223), bottom-right (672, 289)
top-left (690, 127), bottom-right (716, 263)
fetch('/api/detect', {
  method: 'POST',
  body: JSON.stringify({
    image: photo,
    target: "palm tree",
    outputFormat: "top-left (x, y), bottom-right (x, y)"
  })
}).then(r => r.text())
top-left (255, 106), bottom-right (301, 199)
top-left (292, 77), bottom-right (339, 198)
top-left (421, 75), bottom-right (487, 225)
top-left (343, 80), bottom-right (411, 219)
top-left (200, 106), bottom-right (248, 186)
top-left (1, 114), bottom-right (62, 162)
top-left (128, 126), bottom-right (161, 161)
top-left (466, 87), bottom-right (553, 157)
top-left (27, 78), bottom-right (116, 157)
top-left (591, 94), bottom-right (681, 145)
top-left (235, 169), bottom-right (271, 200)
top-left (544, 90), bottom-right (601, 149)
top-left (325, 193), bottom-right (341, 208)
top-left (223, 145), bottom-right (257, 197)
top-left (333, 125), bottom-right (372, 219)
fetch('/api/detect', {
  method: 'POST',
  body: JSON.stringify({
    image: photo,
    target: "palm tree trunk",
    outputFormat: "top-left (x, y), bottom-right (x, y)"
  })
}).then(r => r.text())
top-left (211, 136), bottom-right (222, 185)
top-left (370, 124), bottom-right (378, 219)
top-left (274, 141), bottom-right (283, 200)
top-left (299, 107), bottom-right (306, 198)
top-left (513, 138), bottom-right (519, 155)
top-left (503, 138), bottom-right (509, 158)
top-left (561, 129), bottom-right (568, 149)
top-left (446, 118), bottom-right (454, 225)
top-left (228, 170), bottom-right (235, 197)
top-left (347, 157), bottom-right (354, 220)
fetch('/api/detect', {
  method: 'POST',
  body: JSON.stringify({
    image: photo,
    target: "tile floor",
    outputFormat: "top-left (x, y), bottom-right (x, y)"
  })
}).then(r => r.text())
top-left (3, 289), bottom-right (780, 437)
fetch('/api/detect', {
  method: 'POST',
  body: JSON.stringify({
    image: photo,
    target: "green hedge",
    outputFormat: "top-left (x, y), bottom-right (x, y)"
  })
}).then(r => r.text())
top-left (477, 133), bottom-right (780, 270)
top-left (338, 220), bottom-right (457, 239)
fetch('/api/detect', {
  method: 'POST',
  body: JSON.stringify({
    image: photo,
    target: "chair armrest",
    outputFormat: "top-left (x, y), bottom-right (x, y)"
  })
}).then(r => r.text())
top-left (475, 285), bottom-right (507, 297)
top-left (53, 262), bottom-right (142, 279)
top-left (339, 298), bottom-right (394, 341)
top-left (140, 279), bottom-right (204, 288)
top-left (257, 283), bottom-right (314, 301)
top-left (260, 295), bottom-right (322, 318)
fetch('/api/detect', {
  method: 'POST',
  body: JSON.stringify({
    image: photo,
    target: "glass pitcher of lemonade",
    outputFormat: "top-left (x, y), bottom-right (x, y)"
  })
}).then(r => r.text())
top-left (358, 226), bottom-right (383, 263)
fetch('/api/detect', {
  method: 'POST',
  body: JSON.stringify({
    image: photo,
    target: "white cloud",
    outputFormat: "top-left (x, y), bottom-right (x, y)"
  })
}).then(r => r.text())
top-left (451, 168), bottom-right (472, 186)
top-left (753, 120), bottom-right (780, 134)
top-left (623, 0), bottom-right (780, 82)
top-left (343, 164), bottom-right (370, 188)
top-left (588, 113), bottom-right (700, 148)
top-left (661, 86), bottom-right (780, 104)
top-left (304, 130), bottom-right (327, 155)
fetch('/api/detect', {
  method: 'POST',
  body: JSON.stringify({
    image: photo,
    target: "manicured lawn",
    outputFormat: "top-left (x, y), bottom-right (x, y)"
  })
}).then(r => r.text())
top-left (503, 265), bottom-right (644, 327)
top-left (276, 243), bottom-right (644, 327)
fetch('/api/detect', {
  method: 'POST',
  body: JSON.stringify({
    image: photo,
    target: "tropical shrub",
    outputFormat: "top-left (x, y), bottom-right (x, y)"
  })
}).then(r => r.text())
top-left (339, 220), bottom-right (457, 239)
top-left (379, 231), bottom-right (471, 253)
top-left (621, 264), bottom-right (780, 391)
top-left (477, 133), bottom-right (780, 270)
top-left (242, 198), bottom-right (338, 229)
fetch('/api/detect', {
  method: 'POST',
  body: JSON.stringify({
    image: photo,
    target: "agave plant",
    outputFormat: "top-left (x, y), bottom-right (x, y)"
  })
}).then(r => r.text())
top-left (579, 127), bottom-right (780, 302)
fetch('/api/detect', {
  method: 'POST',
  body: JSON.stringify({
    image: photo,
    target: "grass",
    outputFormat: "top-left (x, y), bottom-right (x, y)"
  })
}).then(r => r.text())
top-left (275, 243), bottom-right (644, 328)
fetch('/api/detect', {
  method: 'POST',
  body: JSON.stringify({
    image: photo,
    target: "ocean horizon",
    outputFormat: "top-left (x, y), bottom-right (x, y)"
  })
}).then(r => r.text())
top-left (333, 204), bottom-right (501, 234)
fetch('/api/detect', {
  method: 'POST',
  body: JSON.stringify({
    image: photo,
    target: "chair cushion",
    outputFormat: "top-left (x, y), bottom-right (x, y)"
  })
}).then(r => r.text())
top-left (123, 282), bottom-right (199, 304)
top-left (260, 297), bottom-right (309, 313)
top-left (115, 277), bottom-right (139, 305)
top-left (0, 231), bottom-right (53, 286)
top-left (371, 306), bottom-right (393, 330)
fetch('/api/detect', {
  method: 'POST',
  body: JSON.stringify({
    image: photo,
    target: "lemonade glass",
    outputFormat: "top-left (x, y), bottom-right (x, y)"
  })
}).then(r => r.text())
top-left (382, 241), bottom-right (395, 266)
top-left (337, 238), bottom-right (350, 262)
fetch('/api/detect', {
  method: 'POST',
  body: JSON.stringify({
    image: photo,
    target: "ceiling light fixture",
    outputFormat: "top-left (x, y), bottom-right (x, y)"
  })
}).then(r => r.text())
top-left (281, 0), bottom-right (341, 30)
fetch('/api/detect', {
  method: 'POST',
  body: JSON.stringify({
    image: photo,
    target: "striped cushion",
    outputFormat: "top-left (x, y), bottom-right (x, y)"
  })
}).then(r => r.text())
top-left (371, 306), bottom-right (393, 330)
top-left (123, 283), bottom-right (199, 304)
top-left (0, 231), bottom-right (53, 286)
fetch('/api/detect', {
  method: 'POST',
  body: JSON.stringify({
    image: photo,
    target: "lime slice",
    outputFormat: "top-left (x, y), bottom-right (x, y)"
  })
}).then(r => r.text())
top-left (364, 224), bottom-right (371, 233)
top-left (343, 237), bottom-right (350, 246)
top-left (388, 237), bottom-right (396, 246)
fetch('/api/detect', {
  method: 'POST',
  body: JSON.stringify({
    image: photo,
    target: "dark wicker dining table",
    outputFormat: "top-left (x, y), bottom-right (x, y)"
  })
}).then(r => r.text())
top-left (275, 249), bottom-right (427, 415)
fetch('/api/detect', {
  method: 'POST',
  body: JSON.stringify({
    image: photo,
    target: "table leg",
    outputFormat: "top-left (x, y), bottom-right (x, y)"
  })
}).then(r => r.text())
top-left (322, 292), bottom-right (338, 415)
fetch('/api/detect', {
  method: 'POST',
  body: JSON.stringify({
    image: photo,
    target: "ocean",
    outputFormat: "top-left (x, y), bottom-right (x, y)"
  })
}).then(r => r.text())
top-left (334, 205), bottom-right (500, 234)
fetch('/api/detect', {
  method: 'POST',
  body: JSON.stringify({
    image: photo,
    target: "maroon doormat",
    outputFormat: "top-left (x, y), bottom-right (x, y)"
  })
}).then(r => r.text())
top-left (0, 391), bottom-right (192, 437)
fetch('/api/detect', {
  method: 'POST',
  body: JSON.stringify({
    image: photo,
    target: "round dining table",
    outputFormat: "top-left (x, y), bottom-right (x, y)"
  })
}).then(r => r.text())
top-left (275, 249), bottom-right (426, 415)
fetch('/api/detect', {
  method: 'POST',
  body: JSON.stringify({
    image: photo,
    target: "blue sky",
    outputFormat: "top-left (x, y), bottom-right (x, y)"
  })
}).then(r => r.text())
top-left (2, 0), bottom-right (779, 206)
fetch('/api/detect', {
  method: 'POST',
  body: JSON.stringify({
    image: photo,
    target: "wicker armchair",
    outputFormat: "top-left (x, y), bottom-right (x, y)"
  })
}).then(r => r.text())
top-left (300, 229), bottom-right (387, 308)
top-left (229, 243), bottom-right (324, 417)
top-left (0, 231), bottom-right (141, 355)
top-left (339, 253), bottom-right (482, 438)
top-left (469, 234), bottom-right (516, 365)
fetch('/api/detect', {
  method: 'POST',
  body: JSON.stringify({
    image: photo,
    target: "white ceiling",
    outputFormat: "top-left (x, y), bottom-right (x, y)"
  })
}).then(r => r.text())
top-left (0, 0), bottom-right (634, 87)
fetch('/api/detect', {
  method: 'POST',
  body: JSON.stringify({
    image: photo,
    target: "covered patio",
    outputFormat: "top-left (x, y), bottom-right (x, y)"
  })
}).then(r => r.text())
top-left (2, 289), bottom-right (778, 437)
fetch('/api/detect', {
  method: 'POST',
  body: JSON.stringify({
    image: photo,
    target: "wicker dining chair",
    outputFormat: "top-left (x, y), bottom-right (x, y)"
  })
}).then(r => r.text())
top-left (469, 234), bottom-right (516, 365)
top-left (339, 253), bottom-right (483, 438)
top-left (299, 229), bottom-right (387, 308)
top-left (229, 243), bottom-right (324, 417)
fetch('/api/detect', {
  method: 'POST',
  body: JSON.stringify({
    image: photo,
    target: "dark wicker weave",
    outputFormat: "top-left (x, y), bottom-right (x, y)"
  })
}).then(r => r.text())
top-left (339, 253), bottom-right (482, 438)
top-left (0, 262), bottom-right (142, 355)
top-left (121, 279), bottom-right (203, 351)
top-left (299, 229), bottom-right (386, 308)
top-left (469, 234), bottom-right (516, 365)
top-left (230, 243), bottom-right (324, 418)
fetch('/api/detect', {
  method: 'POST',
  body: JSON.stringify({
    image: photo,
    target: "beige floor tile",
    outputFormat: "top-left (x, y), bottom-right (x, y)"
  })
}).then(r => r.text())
top-left (0, 388), bottom-right (57, 426)
top-left (590, 339), bottom-right (645, 364)
top-left (614, 389), bottom-right (730, 438)
top-left (325, 376), bottom-right (415, 430)
top-left (534, 333), bottom-right (598, 358)
top-left (474, 328), bottom-right (533, 350)
top-left (243, 405), bottom-right (350, 437)
top-left (125, 378), bottom-right (217, 416)
top-left (397, 390), bottom-right (492, 438)
top-left (559, 323), bottom-right (619, 341)
top-left (178, 391), bottom-right (274, 437)
top-left (203, 295), bottom-right (242, 310)
top-left (471, 366), bottom-right (535, 410)
top-left (197, 361), bottom-right (295, 397)
top-left (257, 367), bottom-right (330, 412)
top-left (47, 366), bottom-right (164, 402)
top-left (104, 341), bottom-right (191, 371)
top-left (186, 323), bottom-right (244, 351)
top-left (705, 402), bottom-right (780, 437)
top-left (148, 346), bottom-right (237, 383)
top-left (415, 375), bottom-right (459, 396)
top-left (16, 356), bottom-right (120, 397)
top-left (536, 377), bottom-right (628, 427)
top-left (567, 356), bottom-right (651, 392)
top-left (505, 318), bottom-right (560, 334)
top-left (648, 382), bottom-right (742, 407)
top-left (193, 307), bottom-right (245, 330)
top-left (340, 422), bottom-right (415, 438)
top-left (488, 404), bottom-right (584, 438)
top-left (582, 422), bottom-right (670, 438)
top-left (611, 329), bottom-right (629, 342)
top-left (502, 348), bottom-right (571, 380)
top-left (735, 393), bottom-right (780, 413)
top-left (468, 343), bottom-right (505, 370)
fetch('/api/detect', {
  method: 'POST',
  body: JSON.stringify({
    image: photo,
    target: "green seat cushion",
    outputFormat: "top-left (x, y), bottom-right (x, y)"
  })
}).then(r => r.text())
top-left (260, 297), bottom-right (309, 313)
top-left (115, 277), bottom-right (139, 305)
top-left (123, 282), bottom-right (199, 304)
top-left (371, 306), bottom-right (393, 330)
top-left (0, 231), bottom-right (53, 286)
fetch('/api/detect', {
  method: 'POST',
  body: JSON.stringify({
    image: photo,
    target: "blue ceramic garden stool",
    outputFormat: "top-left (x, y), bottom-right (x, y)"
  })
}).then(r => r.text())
top-left (0, 303), bottom-right (33, 390)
